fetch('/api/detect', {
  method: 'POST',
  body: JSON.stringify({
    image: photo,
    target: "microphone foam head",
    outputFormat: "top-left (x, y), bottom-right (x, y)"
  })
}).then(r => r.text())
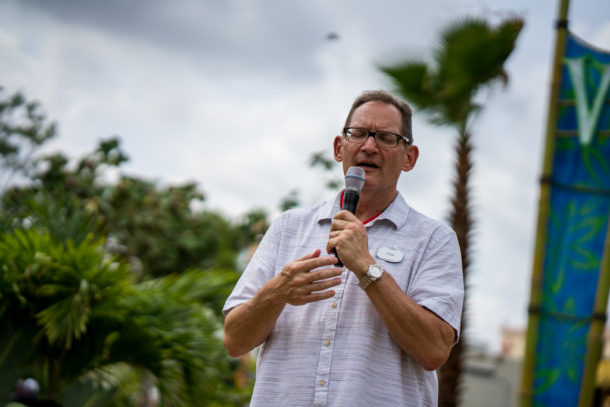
top-left (345, 166), bottom-right (365, 192)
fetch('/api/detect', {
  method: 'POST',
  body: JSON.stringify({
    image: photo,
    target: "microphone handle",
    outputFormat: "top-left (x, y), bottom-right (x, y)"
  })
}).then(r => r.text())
top-left (343, 190), bottom-right (359, 214)
top-left (334, 248), bottom-right (343, 267)
top-left (334, 190), bottom-right (360, 267)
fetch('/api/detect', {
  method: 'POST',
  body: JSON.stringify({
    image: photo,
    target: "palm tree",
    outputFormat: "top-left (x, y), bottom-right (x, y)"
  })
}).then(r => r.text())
top-left (380, 16), bottom-right (523, 406)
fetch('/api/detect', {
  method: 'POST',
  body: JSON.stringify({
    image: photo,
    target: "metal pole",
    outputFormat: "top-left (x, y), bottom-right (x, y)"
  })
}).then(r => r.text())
top-left (519, 0), bottom-right (570, 405)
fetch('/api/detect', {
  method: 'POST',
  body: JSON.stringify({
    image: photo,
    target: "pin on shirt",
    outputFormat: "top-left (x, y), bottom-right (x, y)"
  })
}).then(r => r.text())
top-left (376, 246), bottom-right (404, 263)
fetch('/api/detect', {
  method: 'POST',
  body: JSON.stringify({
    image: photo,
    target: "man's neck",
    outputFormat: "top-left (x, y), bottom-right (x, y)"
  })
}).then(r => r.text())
top-left (354, 189), bottom-right (397, 222)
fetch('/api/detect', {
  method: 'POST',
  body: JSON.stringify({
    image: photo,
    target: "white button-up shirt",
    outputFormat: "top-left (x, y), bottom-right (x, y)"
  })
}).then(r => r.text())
top-left (223, 192), bottom-right (464, 407)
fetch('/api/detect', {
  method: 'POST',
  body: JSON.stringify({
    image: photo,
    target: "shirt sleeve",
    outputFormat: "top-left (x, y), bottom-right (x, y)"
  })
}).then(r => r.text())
top-left (222, 215), bottom-right (283, 316)
top-left (407, 226), bottom-right (464, 339)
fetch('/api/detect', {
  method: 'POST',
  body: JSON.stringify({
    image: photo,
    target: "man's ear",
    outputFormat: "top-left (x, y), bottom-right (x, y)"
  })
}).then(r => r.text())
top-left (333, 135), bottom-right (344, 162)
top-left (402, 145), bottom-right (419, 172)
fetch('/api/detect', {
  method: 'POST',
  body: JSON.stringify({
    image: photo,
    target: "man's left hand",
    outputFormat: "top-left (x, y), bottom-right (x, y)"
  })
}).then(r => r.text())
top-left (326, 210), bottom-right (374, 277)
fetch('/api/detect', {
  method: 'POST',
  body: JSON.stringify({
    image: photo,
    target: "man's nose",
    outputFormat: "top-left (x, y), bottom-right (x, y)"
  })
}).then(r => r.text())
top-left (361, 134), bottom-right (379, 150)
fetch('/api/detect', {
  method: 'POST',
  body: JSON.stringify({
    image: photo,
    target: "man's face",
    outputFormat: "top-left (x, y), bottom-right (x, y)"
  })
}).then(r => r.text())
top-left (333, 101), bottom-right (418, 196)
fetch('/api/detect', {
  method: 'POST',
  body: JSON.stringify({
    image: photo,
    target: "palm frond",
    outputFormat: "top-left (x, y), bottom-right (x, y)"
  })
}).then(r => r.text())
top-left (380, 59), bottom-right (438, 110)
top-left (381, 15), bottom-right (523, 129)
top-left (437, 16), bottom-right (524, 98)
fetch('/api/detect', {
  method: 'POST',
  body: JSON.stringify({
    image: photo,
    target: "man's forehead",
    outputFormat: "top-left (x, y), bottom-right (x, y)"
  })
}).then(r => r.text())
top-left (350, 101), bottom-right (402, 127)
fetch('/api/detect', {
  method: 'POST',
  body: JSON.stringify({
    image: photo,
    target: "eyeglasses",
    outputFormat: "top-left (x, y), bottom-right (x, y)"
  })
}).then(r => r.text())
top-left (343, 127), bottom-right (411, 148)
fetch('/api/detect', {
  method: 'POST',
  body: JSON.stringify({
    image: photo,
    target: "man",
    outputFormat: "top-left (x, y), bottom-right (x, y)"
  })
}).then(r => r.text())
top-left (223, 90), bottom-right (464, 406)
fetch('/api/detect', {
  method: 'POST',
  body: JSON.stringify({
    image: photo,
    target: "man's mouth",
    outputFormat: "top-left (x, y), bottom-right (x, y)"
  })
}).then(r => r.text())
top-left (357, 162), bottom-right (379, 169)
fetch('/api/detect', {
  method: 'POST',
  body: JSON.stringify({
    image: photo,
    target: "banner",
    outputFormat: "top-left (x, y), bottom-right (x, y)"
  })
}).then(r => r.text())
top-left (530, 31), bottom-right (610, 406)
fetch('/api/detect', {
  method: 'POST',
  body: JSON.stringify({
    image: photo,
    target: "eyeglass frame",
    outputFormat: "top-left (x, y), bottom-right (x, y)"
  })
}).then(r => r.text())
top-left (342, 127), bottom-right (412, 147)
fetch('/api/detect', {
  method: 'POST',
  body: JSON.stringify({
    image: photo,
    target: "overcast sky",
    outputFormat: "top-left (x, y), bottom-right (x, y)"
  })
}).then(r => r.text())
top-left (1, 0), bottom-right (609, 353)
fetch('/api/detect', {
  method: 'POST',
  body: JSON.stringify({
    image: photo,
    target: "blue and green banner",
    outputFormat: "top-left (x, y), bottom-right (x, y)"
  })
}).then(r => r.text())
top-left (528, 30), bottom-right (610, 406)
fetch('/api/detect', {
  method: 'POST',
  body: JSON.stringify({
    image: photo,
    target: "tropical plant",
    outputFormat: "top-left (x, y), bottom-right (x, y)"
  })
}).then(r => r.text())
top-left (0, 226), bottom-right (247, 406)
top-left (380, 16), bottom-right (524, 406)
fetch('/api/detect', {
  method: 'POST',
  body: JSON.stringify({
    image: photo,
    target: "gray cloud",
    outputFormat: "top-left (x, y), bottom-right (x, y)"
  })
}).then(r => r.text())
top-left (15, 0), bottom-right (339, 81)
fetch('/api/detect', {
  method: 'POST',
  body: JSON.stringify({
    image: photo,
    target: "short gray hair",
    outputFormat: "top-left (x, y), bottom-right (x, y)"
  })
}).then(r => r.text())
top-left (343, 90), bottom-right (413, 144)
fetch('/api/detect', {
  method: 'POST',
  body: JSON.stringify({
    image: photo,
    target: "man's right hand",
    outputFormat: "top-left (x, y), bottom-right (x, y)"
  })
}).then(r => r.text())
top-left (223, 249), bottom-right (342, 357)
top-left (268, 249), bottom-right (342, 306)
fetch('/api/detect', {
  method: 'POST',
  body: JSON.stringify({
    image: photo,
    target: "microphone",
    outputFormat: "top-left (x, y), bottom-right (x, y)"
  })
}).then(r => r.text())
top-left (334, 166), bottom-right (365, 267)
top-left (343, 166), bottom-right (366, 213)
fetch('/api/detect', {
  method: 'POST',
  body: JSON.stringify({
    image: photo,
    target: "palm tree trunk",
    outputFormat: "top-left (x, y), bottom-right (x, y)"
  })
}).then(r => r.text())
top-left (438, 131), bottom-right (473, 407)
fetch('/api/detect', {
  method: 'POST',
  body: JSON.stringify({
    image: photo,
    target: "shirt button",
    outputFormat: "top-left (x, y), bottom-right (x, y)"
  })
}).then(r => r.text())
top-left (320, 380), bottom-right (325, 386)
top-left (331, 302), bottom-right (337, 308)
top-left (325, 340), bottom-right (331, 346)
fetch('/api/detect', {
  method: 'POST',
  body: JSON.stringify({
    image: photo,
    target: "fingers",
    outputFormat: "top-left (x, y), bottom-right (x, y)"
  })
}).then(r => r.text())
top-left (327, 212), bottom-right (371, 272)
top-left (309, 266), bottom-right (342, 282)
top-left (329, 214), bottom-right (361, 236)
top-left (280, 251), bottom-right (343, 306)
top-left (326, 235), bottom-right (338, 255)
top-left (329, 218), bottom-right (350, 233)
top-left (334, 210), bottom-right (358, 222)
top-left (326, 224), bottom-right (355, 254)
top-left (290, 289), bottom-right (337, 305)
top-left (282, 252), bottom-right (335, 276)
top-left (295, 274), bottom-right (342, 296)
top-left (296, 248), bottom-right (322, 262)
top-left (292, 253), bottom-right (339, 275)
top-left (289, 277), bottom-right (342, 305)
top-left (307, 276), bottom-right (342, 293)
top-left (293, 265), bottom-right (342, 289)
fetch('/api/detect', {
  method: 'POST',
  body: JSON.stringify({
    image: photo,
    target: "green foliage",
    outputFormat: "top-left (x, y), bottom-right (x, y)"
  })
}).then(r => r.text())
top-left (0, 89), bottom-right (259, 405)
top-left (0, 229), bottom-right (131, 399)
top-left (1, 135), bottom-right (267, 277)
top-left (0, 228), bottom-right (246, 406)
top-left (99, 175), bottom-right (239, 276)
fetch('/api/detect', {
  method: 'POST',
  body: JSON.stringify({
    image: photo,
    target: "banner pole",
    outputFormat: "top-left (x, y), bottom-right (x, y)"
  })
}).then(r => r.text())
top-left (579, 220), bottom-right (610, 406)
top-left (519, 0), bottom-right (570, 405)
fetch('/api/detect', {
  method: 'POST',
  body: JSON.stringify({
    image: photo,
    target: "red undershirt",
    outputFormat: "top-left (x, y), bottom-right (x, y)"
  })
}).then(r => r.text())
top-left (340, 190), bottom-right (383, 225)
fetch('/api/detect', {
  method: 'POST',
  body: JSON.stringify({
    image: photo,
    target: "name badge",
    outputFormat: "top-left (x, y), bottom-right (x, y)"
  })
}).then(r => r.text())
top-left (376, 246), bottom-right (403, 263)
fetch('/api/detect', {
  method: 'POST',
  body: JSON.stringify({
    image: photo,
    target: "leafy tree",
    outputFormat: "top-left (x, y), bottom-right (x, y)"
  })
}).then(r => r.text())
top-left (0, 88), bottom-right (57, 189)
top-left (1, 134), bottom-right (266, 278)
top-left (380, 16), bottom-right (523, 406)
top-left (0, 89), bottom-right (262, 405)
top-left (0, 86), bottom-right (268, 278)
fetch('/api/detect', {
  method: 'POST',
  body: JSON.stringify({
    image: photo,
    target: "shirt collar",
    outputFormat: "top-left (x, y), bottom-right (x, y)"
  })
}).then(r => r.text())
top-left (316, 190), bottom-right (411, 229)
